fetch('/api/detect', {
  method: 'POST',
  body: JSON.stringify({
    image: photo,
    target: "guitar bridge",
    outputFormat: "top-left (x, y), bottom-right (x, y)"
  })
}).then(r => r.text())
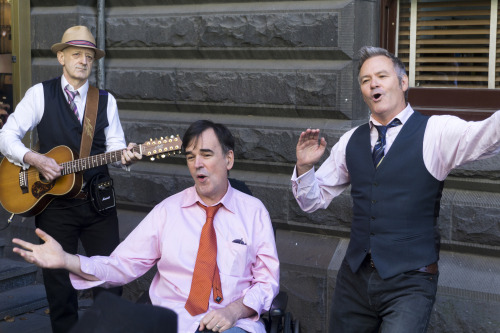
top-left (19, 170), bottom-right (29, 194)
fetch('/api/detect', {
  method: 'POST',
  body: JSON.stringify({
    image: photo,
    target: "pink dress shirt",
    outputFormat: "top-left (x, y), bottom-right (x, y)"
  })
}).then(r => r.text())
top-left (71, 184), bottom-right (280, 333)
top-left (292, 104), bottom-right (500, 212)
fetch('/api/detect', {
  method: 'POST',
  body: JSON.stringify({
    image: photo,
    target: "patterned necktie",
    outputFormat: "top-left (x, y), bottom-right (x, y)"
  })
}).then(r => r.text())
top-left (372, 118), bottom-right (402, 168)
top-left (185, 202), bottom-right (224, 316)
top-left (64, 85), bottom-right (80, 121)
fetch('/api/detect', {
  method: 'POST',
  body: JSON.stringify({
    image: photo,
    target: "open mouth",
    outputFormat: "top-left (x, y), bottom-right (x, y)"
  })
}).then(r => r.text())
top-left (197, 175), bottom-right (207, 181)
top-left (373, 93), bottom-right (382, 101)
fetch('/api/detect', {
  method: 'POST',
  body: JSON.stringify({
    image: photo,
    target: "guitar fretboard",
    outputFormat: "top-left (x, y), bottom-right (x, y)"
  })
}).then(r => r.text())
top-left (60, 146), bottom-right (140, 175)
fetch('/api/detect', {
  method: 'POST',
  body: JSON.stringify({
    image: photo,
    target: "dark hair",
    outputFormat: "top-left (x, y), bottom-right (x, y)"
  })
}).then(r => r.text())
top-left (182, 120), bottom-right (235, 154)
top-left (357, 46), bottom-right (409, 103)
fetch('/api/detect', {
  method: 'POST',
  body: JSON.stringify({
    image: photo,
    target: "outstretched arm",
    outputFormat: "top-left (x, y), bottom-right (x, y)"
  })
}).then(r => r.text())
top-left (12, 228), bottom-right (99, 281)
top-left (296, 128), bottom-right (327, 177)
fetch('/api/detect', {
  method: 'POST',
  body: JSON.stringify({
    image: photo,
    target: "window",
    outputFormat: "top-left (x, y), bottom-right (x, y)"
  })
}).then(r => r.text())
top-left (382, 0), bottom-right (500, 120)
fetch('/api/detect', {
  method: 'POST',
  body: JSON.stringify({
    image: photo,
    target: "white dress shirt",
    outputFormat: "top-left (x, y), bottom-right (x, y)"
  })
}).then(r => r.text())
top-left (0, 75), bottom-right (127, 168)
top-left (292, 104), bottom-right (500, 212)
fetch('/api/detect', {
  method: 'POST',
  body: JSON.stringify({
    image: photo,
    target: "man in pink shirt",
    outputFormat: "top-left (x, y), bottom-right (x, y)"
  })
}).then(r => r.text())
top-left (13, 120), bottom-right (280, 333)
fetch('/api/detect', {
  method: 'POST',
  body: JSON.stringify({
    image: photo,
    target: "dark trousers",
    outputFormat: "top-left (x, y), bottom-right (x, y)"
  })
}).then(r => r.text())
top-left (35, 198), bottom-right (122, 333)
top-left (330, 256), bottom-right (438, 333)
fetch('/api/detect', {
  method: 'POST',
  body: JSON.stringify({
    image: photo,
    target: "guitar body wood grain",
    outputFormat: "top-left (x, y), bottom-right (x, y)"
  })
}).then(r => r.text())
top-left (0, 145), bottom-right (82, 217)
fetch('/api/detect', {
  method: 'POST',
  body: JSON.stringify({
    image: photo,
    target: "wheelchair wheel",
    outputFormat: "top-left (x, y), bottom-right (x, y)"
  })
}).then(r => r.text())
top-left (284, 312), bottom-right (292, 333)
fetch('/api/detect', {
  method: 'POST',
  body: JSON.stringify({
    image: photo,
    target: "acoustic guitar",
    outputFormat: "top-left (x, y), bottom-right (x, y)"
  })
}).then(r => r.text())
top-left (0, 135), bottom-right (182, 217)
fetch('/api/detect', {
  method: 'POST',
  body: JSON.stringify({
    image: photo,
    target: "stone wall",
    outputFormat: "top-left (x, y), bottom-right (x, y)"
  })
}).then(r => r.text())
top-left (2, 0), bottom-right (497, 332)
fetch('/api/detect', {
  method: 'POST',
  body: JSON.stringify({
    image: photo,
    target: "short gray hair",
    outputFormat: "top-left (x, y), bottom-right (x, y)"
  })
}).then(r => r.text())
top-left (357, 46), bottom-right (409, 103)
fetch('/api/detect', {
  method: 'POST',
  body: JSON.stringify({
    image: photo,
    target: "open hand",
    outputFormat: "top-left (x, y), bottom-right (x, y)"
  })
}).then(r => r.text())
top-left (12, 228), bottom-right (67, 269)
top-left (296, 128), bottom-right (327, 176)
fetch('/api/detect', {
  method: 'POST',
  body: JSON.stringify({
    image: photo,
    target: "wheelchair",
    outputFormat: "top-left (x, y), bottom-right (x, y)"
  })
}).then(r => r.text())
top-left (263, 291), bottom-right (300, 333)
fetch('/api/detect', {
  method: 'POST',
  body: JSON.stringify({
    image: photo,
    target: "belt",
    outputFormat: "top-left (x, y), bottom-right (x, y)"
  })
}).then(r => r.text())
top-left (416, 262), bottom-right (438, 274)
top-left (365, 254), bottom-right (438, 275)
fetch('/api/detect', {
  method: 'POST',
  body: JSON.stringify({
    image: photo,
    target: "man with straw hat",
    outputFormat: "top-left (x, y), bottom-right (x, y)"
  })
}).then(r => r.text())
top-left (0, 25), bottom-right (141, 332)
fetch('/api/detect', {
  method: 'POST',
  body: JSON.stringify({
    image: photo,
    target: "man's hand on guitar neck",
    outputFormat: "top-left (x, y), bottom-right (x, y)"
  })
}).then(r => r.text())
top-left (121, 142), bottom-right (143, 166)
top-left (24, 151), bottom-right (63, 182)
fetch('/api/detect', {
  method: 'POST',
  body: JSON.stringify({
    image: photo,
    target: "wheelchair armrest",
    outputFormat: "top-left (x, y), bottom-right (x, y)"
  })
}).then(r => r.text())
top-left (269, 291), bottom-right (288, 318)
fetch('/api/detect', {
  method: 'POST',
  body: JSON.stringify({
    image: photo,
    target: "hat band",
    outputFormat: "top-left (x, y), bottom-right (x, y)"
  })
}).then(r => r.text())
top-left (65, 40), bottom-right (97, 48)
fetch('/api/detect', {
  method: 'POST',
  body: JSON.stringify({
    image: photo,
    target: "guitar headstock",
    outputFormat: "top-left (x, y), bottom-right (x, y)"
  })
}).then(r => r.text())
top-left (140, 135), bottom-right (183, 161)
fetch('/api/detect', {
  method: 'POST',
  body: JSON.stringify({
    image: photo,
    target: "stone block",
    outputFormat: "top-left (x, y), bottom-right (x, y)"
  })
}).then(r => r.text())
top-left (249, 184), bottom-right (288, 222)
top-left (451, 191), bottom-right (500, 246)
top-left (106, 69), bottom-right (177, 101)
top-left (177, 71), bottom-right (297, 105)
top-left (276, 230), bottom-right (340, 333)
top-left (429, 294), bottom-right (500, 333)
top-left (106, 11), bottom-right (338, 49)
top-left (107, 16), bottom-right (200, 48)
top-left (296, 72), bottom-right (338, 108)
top-left (288, 190), bottom-right (353, 229)
top-left (30, 8), bottom-right (97, 53)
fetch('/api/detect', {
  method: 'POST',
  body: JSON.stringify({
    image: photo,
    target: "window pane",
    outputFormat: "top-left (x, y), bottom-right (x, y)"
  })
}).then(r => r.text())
top-left (398, 0), bottom-right (494, 89)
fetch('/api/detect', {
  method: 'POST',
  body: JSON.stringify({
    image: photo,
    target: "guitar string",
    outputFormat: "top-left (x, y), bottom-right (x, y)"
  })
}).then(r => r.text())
top-left (16, 141), bottom-right (180, 178)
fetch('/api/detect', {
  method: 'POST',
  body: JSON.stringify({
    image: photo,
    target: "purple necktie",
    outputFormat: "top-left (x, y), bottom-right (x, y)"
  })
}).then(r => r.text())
top-left (64, 85), bottom-right (80, 121)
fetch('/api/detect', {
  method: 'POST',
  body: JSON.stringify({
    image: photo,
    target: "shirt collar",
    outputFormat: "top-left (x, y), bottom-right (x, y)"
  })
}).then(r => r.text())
top-left (60, 75), bottom-right (89, 98)
top-left (181, 181), bottom-right (236, 214)
top-left (369, 103), bottom-right (414, 129)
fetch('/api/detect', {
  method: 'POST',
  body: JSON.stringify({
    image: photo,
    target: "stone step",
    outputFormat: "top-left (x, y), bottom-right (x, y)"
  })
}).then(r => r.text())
top-left (0, 258), bottom-right (38, 293)
top-left (0, 284), bottom-right (48, 319)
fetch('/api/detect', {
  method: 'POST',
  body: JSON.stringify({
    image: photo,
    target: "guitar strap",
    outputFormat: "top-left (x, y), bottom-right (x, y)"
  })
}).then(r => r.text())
top-left (79, 86), bottom-right (116, 215)
top-left (79, 85), bottom-right (99, 158)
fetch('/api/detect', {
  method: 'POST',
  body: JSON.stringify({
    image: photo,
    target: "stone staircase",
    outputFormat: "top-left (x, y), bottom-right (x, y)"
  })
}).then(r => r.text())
top-left (0, 237), bottom-right (48, 320)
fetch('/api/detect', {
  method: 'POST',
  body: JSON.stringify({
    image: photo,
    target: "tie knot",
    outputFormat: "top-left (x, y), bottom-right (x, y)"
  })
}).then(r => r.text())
top-left (374, 118), bottom-right (401, 137)
top-left (197, 202), bottom-right (223, 219)
top-left (64, 85), bottom-right (78, 100)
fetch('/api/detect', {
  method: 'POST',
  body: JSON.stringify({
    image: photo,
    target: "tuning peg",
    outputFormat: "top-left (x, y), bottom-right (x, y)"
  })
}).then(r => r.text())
top-left (161, 154), bottom-right (166, 158)
top-left (150, 157), bottom-right (155, 161)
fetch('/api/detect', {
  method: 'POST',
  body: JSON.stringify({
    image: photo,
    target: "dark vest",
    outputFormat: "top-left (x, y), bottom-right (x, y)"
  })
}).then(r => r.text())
top-left (39, 77), bottom-right (110, 183)
top-left (345, 111), bottom-right (444, 279)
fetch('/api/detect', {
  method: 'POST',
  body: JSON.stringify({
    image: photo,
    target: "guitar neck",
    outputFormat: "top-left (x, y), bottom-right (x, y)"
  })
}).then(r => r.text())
top-left (60, 146), bottom-right (139, 175)
top-left (59, 136), bottom-right (182, 175)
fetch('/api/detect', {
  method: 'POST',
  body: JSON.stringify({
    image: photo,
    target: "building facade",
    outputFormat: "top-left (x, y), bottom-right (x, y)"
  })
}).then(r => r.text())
top-left (1, 0), bottom-right (499, 332)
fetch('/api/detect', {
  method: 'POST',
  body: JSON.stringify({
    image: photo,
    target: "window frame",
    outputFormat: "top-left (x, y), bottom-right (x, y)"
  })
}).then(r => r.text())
top-left (380, 0), bottom-right (500, 121)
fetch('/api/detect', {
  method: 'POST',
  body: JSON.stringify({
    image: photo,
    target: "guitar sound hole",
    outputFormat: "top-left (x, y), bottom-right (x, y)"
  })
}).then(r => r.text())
top-left (38, 173), bottom-right (50, 183)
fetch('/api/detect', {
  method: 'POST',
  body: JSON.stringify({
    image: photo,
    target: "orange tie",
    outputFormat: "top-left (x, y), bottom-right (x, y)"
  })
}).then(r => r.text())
top-left (185, 202), bottom-right (224, 316)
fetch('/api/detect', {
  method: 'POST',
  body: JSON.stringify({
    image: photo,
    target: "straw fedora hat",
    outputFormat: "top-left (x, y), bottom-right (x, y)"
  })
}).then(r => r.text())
top-left (51, 26), bottom-right (105, 60)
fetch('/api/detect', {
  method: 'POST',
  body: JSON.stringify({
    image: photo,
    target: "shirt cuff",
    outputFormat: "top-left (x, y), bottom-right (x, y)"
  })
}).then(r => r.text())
top-left (242, 290), bottom-right (264, 321)
top-left (69, 255), bottom-right (105, 290)
top-left (291, 166), bottom-right (315, 197)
